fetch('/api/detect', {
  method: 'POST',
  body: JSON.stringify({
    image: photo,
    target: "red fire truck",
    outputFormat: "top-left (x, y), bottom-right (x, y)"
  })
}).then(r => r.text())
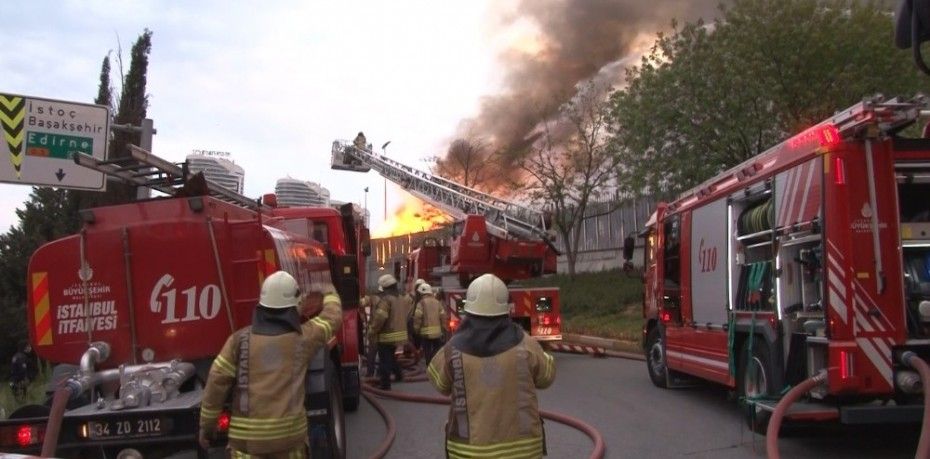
top-left (0, 146), bottom-right (365, 457)
top-left (332, 141), bottom-right (562, 341)
top-left (403, 226), bottom-right (561, 340)
top-left (642, 95), bottom-right (930, 431)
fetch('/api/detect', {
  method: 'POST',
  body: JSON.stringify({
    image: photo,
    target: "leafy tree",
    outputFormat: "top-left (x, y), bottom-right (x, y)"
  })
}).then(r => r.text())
top-left (608, 0), bottom-right (925, 197)
top-left (95, 55), bottom-right (113, 109)
top-left (521, 82), bottom-right (621, 278)
top-left (92, 29), bottom-right (153, 206)
top-left (432, 137), bottom-right (500, 189)
top-left (0, 188), bottom-right (80, 372)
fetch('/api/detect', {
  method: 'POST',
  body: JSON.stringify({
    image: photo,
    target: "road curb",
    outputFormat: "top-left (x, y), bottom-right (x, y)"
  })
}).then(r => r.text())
top-left (560, 333), bottom-right (645, 361)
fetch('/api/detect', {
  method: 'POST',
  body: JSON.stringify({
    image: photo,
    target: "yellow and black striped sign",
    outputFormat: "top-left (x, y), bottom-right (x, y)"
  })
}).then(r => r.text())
top-left (0, 93), bottom-right (25, 178)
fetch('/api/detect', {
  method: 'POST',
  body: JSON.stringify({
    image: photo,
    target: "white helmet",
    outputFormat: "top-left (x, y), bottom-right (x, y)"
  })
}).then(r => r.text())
top-left (463, 274), bottom-right (510, 317)
top-left (416, 282), bottom-right (433, 295)
top-left (414, 278), bottom-right (427, 288)
top-left (377, 274), bottom-right (398, 292)
top-left (260, 271), bottom-right (300, 309)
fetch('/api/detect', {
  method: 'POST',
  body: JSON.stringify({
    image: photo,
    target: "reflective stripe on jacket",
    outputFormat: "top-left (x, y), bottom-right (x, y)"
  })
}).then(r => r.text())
top-left (200, 293), bottom-right (342, 455)
top-left (367, 293), bottom-right (411, 344)
top-left (427, 332), bottom-right (556, 457)
top-left (413, 295), bottom-right (446, 339)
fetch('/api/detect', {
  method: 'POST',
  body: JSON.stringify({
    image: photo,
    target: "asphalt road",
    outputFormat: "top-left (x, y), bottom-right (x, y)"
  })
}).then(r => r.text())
top-left (346, 352), bottom-right (921, 458)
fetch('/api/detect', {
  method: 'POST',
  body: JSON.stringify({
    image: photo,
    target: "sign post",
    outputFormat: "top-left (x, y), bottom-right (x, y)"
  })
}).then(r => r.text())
top-left (0, 92), bottom-right (109, 190)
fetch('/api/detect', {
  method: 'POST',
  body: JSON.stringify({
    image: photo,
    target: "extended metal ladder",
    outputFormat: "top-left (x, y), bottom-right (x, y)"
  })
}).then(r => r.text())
top-left (830, 94), bottom-right (930, 138)
top-left (331, 140), bottom-right (550, 241)
top-left (74, 144), bottom-right (266, 210)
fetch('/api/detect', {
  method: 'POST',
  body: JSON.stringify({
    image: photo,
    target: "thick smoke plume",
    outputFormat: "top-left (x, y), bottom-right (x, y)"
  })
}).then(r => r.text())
top-left (459, 0), bottom-right (721, 162)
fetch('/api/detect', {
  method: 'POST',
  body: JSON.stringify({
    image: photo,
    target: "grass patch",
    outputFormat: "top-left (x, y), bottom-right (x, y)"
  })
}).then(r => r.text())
top-left (514, 269), bottom-right (644, 344)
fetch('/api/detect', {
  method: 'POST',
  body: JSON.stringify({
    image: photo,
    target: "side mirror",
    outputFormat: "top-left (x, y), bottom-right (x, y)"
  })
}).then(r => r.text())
top-left (895, 0), bottom-right (930, 75)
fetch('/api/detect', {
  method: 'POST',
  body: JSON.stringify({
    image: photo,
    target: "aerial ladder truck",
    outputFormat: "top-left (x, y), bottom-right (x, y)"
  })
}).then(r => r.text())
top-left (331, 140), bottom-right (562, 340)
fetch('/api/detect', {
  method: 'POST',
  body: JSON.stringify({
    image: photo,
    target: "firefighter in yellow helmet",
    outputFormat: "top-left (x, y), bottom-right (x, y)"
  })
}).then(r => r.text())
top-left (368, 273), bottom-right (412, 389)
top-left (412, 282), bottom-right (447, 364)
top-left (427, 273), bottom-right (555, 458)
top-left (408, 278), bottom-right (429, 349)
top-left (199, 271), bottom-right (342, 458)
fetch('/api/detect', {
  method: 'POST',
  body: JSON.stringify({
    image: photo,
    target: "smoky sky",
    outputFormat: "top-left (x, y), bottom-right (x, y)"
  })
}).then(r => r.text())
top-left (461, 0), bottom-right (722, 158)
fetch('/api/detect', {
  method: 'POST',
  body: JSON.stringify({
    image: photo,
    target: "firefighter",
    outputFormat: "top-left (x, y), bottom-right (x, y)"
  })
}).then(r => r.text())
top-left (367, 274), bottom-right (409, 390)
top-left (412, 282), bottom-right (447, 365)
top-left (198, 271), bottom-right (342, 458)
top-left (9, 343), bottom-right (32, 399)
top-left (427, 273), bottom-right (555, 459)
top-left (353, 131), bottom-right (367, 150)
top-left (408, 278), bottom-right (428, 350)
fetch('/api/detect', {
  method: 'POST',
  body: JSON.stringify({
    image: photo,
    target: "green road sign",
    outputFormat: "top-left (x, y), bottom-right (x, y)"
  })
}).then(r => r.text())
top-left (0, 92), bottom-right (109, 190)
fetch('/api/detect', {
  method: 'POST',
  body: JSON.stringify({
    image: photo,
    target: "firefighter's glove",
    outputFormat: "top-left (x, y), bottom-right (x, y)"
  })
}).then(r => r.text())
top-left (198, 428), bottom-right (215, 450)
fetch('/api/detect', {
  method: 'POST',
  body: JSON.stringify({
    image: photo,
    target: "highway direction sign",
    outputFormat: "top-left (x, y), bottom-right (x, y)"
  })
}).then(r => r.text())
top-left (0, 92), bottom-right (109, 190)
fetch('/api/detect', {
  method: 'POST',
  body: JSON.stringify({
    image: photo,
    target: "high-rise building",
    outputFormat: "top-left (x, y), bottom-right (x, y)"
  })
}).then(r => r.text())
top-left (186, 152), bottom-right (245, 194)
top-left (275, 177), bottom-right (331, 207)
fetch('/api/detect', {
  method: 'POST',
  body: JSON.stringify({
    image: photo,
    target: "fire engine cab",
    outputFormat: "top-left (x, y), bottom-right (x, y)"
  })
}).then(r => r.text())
top-left (643, 95), bottom-right (930, 431)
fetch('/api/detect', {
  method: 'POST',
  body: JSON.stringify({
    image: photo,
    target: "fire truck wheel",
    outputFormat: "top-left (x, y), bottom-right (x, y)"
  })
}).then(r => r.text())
top-left (737, 340), bottom-right (775, 434)
top-left (311, 375), bottom-right (347, 459)
top-left (645, 327), bottom-right (669, 388)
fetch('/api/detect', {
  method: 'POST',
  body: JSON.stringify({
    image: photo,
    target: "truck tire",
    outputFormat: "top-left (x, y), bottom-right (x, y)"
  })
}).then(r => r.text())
top-left (645, 326), bottom-right (669, 388)
top-left (344, 393), bottom-right (360, 412)
top-left (309, 368), bottom-right (346, 459)
top-left (737, 339), bottom-right (776, 434)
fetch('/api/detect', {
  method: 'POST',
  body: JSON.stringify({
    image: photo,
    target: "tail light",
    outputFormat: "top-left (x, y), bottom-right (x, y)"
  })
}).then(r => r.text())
top-left (839, 350), bottom-right (854, 380)
top-left (0, 424), bottom-right (44, 448)
top-left (818, 124), bottom-right (841, 147)
top-left (449, 318), bottom-right (459, 331)
top-left (17, 426), bottom-right (33, 447)
top-left (217, 411), bottom-right (231, 432)
top-left (660, 310), bottom-right (672, 323)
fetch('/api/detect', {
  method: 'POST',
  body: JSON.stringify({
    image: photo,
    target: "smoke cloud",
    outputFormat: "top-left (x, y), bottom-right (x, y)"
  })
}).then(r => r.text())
top-left (458, 0), bottom-right (721, 160)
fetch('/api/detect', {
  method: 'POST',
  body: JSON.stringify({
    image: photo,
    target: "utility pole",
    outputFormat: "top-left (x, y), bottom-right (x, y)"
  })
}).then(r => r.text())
top-left (381, 141), bottom-right (391, 221)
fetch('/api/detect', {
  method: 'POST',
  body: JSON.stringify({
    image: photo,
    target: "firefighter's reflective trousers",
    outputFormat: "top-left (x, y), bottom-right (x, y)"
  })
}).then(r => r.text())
top-left (230, 445), bottom-right (307, 459)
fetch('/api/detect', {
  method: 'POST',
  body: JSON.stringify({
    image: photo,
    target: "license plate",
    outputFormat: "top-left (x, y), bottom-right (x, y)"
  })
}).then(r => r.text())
top-left (86, 417), bottom-right (165, 440)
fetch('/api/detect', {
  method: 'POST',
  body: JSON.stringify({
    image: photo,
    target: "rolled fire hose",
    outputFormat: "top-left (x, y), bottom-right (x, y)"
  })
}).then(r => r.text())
top-left (901, 351), bottom-right (930, 459)
top-left (765, 370), bottom-right (827, 459)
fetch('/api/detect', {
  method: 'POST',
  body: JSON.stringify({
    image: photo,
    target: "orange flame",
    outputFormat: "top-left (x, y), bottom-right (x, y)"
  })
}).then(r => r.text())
top-left (372, 195), bottom-right (451, 238)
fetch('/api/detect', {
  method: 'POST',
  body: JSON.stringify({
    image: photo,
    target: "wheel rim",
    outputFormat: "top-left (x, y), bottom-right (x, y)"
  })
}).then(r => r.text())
top-left (743, 355), bottom-right (768, 398)
top-left (332, 385), bottom-right (346, 457)
top-left (649, 339), bottom-right (666, 377)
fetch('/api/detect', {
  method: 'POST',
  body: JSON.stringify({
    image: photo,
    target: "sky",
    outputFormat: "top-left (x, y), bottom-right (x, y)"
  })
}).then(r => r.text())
top-left (0, 0), bottom-right (504, 234)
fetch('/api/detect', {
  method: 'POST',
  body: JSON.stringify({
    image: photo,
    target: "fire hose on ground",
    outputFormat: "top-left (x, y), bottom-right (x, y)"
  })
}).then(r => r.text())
top-left (764, 370), bottom-right (827, 459)
top-left (901, 351), bottom-right (930, 459)
top-left (359, 346), bottom-right (606, 459)
top-left (765, 351), bottom-right (930, 459)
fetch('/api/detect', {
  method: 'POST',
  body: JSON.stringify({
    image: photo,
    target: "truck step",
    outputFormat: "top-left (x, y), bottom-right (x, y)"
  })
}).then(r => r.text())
top-left (751, 399), bottom-right (840, 422)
